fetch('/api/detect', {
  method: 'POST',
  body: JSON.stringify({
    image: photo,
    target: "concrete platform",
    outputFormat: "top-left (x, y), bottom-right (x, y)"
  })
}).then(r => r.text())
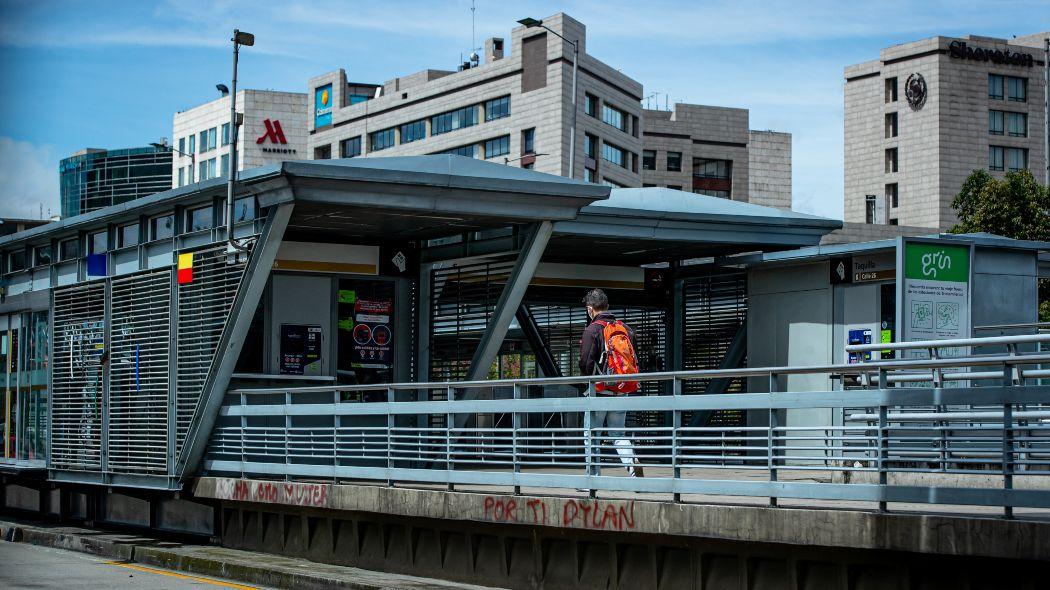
top-left (194, 473), bottom-right (1050, 562)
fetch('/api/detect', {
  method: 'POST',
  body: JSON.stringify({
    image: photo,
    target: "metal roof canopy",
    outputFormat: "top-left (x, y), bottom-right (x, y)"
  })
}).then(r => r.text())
top-left (549, 187), bottom-right (842, 265)
top-left (0, 155), bottom-right (610, 248)
top-left (737, 231), bottom-right (1050, 269)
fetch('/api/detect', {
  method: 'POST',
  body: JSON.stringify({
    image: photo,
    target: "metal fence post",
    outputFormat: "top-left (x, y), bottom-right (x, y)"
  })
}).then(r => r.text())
top-left (285, 389), bottom-right (292, 481)
top-left (585, 382), bottom-right (595, 498)
top-left (387, 387), bottom-right (395, 488)
top-left (672, 377), bottom-right (682, 503)
top-left (1003, 362), bottom-right (1015, 519)
top-left (446, 384), bottom-right (454, 492)
top-left (768, 372), bottom-right (778, 508)
top-left (333, 389), bottom-right (339, 483)
top-left (513, 383), bottom-right (522, 495)
top-left (240, 391), bottom-right (248, 480)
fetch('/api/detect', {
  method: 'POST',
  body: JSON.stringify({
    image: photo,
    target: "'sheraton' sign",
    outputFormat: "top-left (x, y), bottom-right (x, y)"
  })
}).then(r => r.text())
top-left (949, 40), bottom-right (1034, 67)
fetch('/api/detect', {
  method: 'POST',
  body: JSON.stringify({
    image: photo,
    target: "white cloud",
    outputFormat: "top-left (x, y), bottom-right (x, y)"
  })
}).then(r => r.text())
top-left (0, 137), bottom-right (59, 219)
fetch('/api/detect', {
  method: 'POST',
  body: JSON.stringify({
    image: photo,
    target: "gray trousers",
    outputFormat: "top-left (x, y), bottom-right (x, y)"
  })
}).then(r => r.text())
top-left (591, 406), bottom-right (635, 473)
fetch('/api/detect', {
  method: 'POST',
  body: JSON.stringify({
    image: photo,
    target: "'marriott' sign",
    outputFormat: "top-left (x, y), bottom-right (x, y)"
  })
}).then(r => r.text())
top-left (949, 40), bottom-right (1034, 67)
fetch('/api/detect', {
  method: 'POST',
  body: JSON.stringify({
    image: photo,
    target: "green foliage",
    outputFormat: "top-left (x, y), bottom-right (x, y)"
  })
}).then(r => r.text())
top-left (950, 169), bottom-right (1050, 320)
top-left (949, 169), bottom-right (1050, 241)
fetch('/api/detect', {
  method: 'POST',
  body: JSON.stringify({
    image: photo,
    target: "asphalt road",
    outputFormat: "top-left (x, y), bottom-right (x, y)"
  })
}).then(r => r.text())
top-left (0, 541), bottom-right (272, 589)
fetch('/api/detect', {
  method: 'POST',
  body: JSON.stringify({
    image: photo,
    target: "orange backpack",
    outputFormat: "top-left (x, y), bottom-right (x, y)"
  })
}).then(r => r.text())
top-left (593, 319), bottom-right (640, 394)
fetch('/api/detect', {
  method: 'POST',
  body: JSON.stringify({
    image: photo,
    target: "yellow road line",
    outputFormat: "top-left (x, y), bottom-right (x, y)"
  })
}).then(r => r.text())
top-left (104, 560), bottom-right (258, 589)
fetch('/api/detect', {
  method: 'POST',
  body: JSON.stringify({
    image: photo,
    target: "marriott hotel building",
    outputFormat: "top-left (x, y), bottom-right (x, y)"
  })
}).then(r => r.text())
top-left (845, 32), bottom-right (1047, 231)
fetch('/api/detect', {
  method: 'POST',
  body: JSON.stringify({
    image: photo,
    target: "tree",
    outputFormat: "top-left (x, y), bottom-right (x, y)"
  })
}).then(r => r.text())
top-left (950, 169), bottom-right (1050, 319)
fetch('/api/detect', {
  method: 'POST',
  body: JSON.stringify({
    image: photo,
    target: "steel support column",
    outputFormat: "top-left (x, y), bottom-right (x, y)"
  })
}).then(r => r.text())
top-left (174, 202), bottom-right (293, 481)
top-left (465, 221), bottom-right (552, 384)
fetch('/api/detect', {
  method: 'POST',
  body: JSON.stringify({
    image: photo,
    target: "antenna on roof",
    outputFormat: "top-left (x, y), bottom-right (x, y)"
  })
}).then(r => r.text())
top-left (468, 0), bottom-right (480, 68)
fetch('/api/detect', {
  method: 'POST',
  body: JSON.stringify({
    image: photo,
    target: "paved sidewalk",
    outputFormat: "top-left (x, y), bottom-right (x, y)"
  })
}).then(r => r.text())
top-left (0, 517), bottom-right (503, 590)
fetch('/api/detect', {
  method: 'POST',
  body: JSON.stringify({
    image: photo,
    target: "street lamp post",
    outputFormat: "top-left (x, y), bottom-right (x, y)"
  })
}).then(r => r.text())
top-left (226, 29), bottom-right (254, 254)
top-left (517, 18), bottom-right (579, 180)
top-left (150, 141), bottom-right (195, 185)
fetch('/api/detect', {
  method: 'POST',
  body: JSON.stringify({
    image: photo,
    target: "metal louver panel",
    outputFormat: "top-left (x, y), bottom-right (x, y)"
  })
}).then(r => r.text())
top-left (108, 269), bottom-right (171, 474)
top-left (50, 281), bottom-right (106, 470)
top-left (175, 245), bottom-right (247, 457)
top-left (682, 272), bottom-right (748, 426)
top-left (429, 257), bottom-right (516, 385)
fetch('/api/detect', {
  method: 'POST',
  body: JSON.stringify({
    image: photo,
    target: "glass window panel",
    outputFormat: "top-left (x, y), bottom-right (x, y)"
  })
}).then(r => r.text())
top-left (88, 231), bottom-right (107, 254)
top-left (118, 223), bottom-right (139, 248)
top-left (186, 206), bottom-right (212, 232)
top-left (601, 142), bottom-right (625, 167)
top-left (233, 197), bottom-right (256, 223)
top-left (399, 120), bottom-right (426, 144)
top-left (369, 128), bottom-right (396, 151)
top-left (150, 214), bottom-right (175, 240)
top-left (1007, 112), bottom-right (1027, 137)
top-left (484, 96), bottom-right (511, 121)
top-left (667, 152), bottom-right (682, 172)
top-left (989, 146), bottom-right (1004, 171)
top-left (522, 128), bottom-right (535, 154)
top-left (988, 74), bottom-right (1004, 99)
top-left (642, 150), bottom-right (656, 170)
top-left (1007, 76), bottom-right (1027, 102)
top-left (989, 110), bottom-right (1004, 135)
top-left (1007, 147), bottom-right (1028, 171)
top-left (484, 135), bottom-right (510, 159)
top-left (33, 245), bottom-right (51, 267)
top-left (340, 136), bottom-right (362, 158)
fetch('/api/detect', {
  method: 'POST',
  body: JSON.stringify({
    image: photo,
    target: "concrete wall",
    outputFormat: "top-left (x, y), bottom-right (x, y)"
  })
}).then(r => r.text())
top-left (747, 130), bottom-right (792, 209)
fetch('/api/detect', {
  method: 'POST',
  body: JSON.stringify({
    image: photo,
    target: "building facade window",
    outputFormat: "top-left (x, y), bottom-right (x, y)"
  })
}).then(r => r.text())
top-left (693, 158), bottom-right (731, 179)
top-left (431, 105), bottom-right (478, 135)
top-left (314, 144), bottom-right (332, 159)
top-left (88, 230), bottom-right (107, 254)
top-left (989, 146), bottom-right (1005, 171)
top-left (667, 185), bottom-right (682, 190)
top-left (1007, 112), bottom-right (1028, 137)
top-left (188, 134), bottom-right (196, 155)
top-left (201, 127), bottom-right (217, 152)
top-left (149, 214), bottom-right (175, 241)
top-left (33, 245), bottom-right (51, 267)
top-left (885, 148), bottom-right (898, 173)
top-left (886, 183), bottom-right (898, 208)
top-left (601, 142), bottom-right (626, 167)
top-left (484, 135), bottom-right (510, 159)
top-left (221, 123), bottom-right (230, 146)
top-left (58, 238), bottom-right (79, 261)
top-left (695, 189), bottom-right (730, 199)
top-left (340, 136), bottom-right (362, 158)
top-left (198, 157), bottom-right (217, 180)
top-left (400, 119), bottom-right (427, 144)
top-left (186, 205), bottom-right (212, 232)
top-left (1007, 77), bottom-right (1027, 102)
top-left (232, 197), bottom-right (256, 223)
top-left (667, 152), bottom-right (682, 172)
top-left (117, 223), bottom-right (139, 248)
top-left (369, 128), bottom-right (396, 151)
top-left (584, 133), bottom-right (597, 159)
top-left (989, 110), bottom-right (1005, 135)
top-left (885, 77), bottom-right (898, 103)
top-left (522, 128), bottom-right (535, 154)
top-left (988, 74), bottom-right (1004, 99)
top-left (484, 96), bottom-right (511, 121)
top-left (600, 177), bottom-right (627, 188)
top-left (865, 195), bottom-right (877, 224)
top-left (187, 163), bottom-right (194, 183)
top-left (601, 103), bottom-right (627, 132)
top-left (7, 251), bottom-right (25, 273)
top-left (885, 112), bottom-right (898, 138)
top-left (642, 150), bottom-right (656, 170)
top-left (177, 167), bottom-right (185, 187)
top-left (220, 154), bottom-right (229, 177)
top-left (584, 94), bottom-right (598, 117)
top-left (1007, 147), bottom-right (1028, 171)
top-left (583, 168), bottom-right (595, 183)
top-left (442, 144), bottom-right (478, 158)
top-left (178, 137), bottom-right (186, 156)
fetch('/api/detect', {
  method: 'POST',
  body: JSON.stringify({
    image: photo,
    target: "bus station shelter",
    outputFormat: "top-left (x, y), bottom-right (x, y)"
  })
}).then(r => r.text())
top-left (0, 156), bottom-right (840, 490)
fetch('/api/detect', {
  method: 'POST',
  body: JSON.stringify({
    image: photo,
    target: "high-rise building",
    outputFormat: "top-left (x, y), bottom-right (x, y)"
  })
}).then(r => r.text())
top-left (844, 31), bottom-right (1048, 230)
top-left (170, 90), bottom-right (308, 188)
top-left (59, 147), bottom-right (173, 218)
top-left (306, 13), bottom-right (793, 205)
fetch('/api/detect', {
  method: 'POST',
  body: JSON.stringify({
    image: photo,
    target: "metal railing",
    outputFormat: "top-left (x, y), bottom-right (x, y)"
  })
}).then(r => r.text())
top-left (204, 335), bottom-right (1050, 516)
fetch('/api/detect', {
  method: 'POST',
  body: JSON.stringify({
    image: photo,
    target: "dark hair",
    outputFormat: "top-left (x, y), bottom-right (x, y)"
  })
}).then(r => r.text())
top-left (582, 288), bottom-right (609, 311)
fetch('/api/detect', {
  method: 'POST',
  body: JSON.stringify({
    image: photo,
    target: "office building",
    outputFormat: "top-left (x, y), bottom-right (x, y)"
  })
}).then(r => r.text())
top-left (171, 90), bottom-right (308, 188)
top-left (845, 31), bottom-right (1048, 230)
top-left (59, 147), bottom-right (172, 218)
top-left (308, 13), bottom-right (792, 205)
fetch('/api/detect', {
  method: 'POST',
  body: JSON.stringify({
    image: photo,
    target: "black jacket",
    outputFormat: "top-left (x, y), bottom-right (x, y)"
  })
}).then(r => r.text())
top-left (578, 312), bottom-right (637, 377)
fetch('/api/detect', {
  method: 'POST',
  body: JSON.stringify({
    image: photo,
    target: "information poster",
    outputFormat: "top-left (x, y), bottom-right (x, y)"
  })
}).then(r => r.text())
top-left (351, 298), bottom-right (393, 369)
top-left (900, 240), bottom-right (971, 384)
top-left (279, 324), bottom-right (323, 375)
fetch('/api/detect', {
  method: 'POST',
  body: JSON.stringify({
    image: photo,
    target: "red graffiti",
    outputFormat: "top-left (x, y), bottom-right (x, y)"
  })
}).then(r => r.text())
top-left (480, 495), bottom-right (634, 531)
top-left (218, 479), bottom-right (329, 508)
top-left (562, 499), bottom-right (635, 531)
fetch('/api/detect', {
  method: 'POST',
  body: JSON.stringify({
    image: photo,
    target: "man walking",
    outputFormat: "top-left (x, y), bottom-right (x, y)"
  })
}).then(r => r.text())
top-left (579, 288), bottom-right (644, 477)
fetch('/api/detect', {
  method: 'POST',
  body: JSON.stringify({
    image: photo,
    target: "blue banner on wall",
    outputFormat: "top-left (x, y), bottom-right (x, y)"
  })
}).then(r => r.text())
top-left (314, 84), bottom-right (333, 128)
top-left (86, 253), bottom-right (107, 277)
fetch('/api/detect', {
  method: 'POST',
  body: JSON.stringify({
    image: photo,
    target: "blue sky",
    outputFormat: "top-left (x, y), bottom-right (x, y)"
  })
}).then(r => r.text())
top-left (0, 0), bottom-right (1046, 219)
